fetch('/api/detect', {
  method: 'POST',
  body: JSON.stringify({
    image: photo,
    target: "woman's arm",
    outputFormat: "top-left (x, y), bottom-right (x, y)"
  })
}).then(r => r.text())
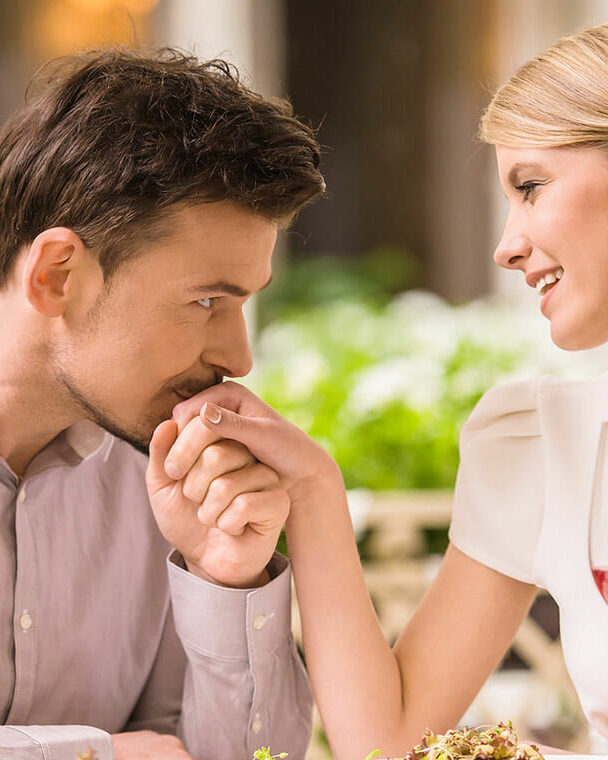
top-left (286, 471), bottom-right (537, 760)
top-left (172, 382), bottom-right (539, 760)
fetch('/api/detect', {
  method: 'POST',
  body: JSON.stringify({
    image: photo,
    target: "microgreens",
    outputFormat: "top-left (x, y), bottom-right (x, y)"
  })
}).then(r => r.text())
top-left (254, 722), bottom-right (543, 760)
top-left (253, 748), bottom-right (289, 760)
top-left (402, 722), bottom-right (543, 760)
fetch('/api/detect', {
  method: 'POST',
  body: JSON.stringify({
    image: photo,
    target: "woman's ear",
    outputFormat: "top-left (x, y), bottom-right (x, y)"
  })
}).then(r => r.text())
top-left (22, 228), bottom-right (84, 317)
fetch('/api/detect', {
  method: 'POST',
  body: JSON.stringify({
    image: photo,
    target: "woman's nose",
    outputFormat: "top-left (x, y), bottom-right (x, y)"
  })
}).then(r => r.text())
top-left (493, 217), bottom-right (532, 270)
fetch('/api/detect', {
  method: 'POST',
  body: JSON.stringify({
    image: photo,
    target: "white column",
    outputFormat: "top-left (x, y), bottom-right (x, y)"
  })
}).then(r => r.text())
top-left (160, 0), bottom-right (285, 97)
top-left (157, 0), bottom-right (288, 340)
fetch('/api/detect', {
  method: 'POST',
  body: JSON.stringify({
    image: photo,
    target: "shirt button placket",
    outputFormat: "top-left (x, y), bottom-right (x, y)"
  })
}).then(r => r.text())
top-left (8, 481), bottom-right (37, 722)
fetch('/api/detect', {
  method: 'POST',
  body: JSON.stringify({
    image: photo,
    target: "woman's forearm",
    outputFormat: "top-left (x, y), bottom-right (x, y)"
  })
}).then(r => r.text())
top-left (286, 471), bottom-right (409, 759)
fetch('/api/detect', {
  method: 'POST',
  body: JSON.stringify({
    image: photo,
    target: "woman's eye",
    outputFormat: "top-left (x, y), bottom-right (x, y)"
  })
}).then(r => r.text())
top-left (196, 297), bottom-right (216, 309)
top-left (515, 181), bottom-right (541, 202)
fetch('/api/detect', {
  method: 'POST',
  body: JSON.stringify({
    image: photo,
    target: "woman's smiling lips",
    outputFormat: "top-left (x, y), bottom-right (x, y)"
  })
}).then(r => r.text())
top-left (525, 266), bottom-right (564, 317)
top-left (540, 276), bottom-right (561, 315)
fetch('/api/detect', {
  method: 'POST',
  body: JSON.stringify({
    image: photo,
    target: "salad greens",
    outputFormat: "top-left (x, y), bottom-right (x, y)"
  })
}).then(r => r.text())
top-left (402, 722), bottom-right (543, 760)
top-left (254, 721), bottom-right (545, 760)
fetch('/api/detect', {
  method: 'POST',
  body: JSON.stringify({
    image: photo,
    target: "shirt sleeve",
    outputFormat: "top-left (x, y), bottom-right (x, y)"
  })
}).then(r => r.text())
top-left (167, 550), bottom-right (312, 760)
top-left (0, 725), bottom-right (112, 760)
top-left (448, 378), bottom-right (545, 585)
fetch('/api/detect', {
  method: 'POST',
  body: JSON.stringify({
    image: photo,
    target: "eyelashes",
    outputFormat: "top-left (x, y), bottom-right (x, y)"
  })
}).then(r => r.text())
top-left (514, 181), bottom-right (542, 203)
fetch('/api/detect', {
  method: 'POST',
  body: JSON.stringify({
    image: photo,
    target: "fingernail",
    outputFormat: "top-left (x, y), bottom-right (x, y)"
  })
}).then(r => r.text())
top-left (164, 461), bottom-right (181, 479)
top-left (202, 402), bottom-right (222, 424)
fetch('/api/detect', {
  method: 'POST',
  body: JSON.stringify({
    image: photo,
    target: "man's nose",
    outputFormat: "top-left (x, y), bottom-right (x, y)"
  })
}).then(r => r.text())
top-left (493, 213), bottom-right (532, 270)
top-left (205, 312), bottom-right (253, 379)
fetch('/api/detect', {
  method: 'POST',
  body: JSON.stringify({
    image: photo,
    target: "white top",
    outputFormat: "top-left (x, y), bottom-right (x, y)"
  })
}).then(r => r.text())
top-left (448, 372), bottom-right (608, 739)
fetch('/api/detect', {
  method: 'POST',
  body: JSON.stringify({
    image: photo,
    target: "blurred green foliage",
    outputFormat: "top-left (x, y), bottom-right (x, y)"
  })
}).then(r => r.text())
top-left (250, 252), bottom-right (608, 492)
top-left (247, 293), bottom-right (527, 491)
top-left (257, 247), bottom-right (420, 327)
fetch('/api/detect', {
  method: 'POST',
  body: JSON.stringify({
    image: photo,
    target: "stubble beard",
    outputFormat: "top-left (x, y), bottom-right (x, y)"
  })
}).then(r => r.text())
top-left (55, 368), bottom-right (159, 456)
top-left (55, 363), bottom-right (224, 458)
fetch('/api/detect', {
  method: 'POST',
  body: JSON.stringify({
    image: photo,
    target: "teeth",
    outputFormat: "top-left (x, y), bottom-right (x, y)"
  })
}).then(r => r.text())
top-left (535, 267), bottom-right (564, 295)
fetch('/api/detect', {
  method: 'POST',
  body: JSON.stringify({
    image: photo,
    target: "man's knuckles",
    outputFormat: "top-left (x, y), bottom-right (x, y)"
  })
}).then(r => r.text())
top-left (207, 475), bottom-right (235, 505)
top-left (216, 487), bottom-right (290, 533)
top-left (202, 440), bottom-right (253, 471)
top-left (204, 464), bottom-right (279, 508)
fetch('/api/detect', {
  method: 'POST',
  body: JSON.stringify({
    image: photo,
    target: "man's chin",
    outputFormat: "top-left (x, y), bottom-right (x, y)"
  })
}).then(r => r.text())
top-left (91, 417), bottom-right (154, 457)
top-left (56, 370), bottom-right (175, 457)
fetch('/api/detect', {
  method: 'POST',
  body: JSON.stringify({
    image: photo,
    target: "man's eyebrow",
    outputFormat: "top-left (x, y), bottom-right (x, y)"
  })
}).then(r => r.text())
top-left (507, 162), bottom-right (546, 186)
top-left (186, 274), bottom-right (273, 298)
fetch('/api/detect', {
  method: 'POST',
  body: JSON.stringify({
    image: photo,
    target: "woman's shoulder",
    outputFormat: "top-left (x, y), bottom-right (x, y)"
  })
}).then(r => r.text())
top-left (460, 377), bottom-right (543, 444)
top-left (462, 372), bottom-right (598, 443)
top-left (452, 377), bottom-right (552, 584)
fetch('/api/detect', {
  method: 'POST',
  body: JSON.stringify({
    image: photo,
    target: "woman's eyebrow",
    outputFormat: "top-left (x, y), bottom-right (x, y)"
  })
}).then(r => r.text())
top-left (186, 274), bottom-right (273, 297)
top-left (507, 162), bottom-right (545, 186)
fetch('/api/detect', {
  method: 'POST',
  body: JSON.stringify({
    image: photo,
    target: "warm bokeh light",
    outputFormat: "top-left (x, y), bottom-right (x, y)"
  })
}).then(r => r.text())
top-left (71, 0), bottom-right (160, 13)
top-left (27, 0), bottom-right (158, 62)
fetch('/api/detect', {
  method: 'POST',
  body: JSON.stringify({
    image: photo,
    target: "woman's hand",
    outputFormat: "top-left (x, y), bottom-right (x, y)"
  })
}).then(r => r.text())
top-left (169, 380), bottom-right (344, 512)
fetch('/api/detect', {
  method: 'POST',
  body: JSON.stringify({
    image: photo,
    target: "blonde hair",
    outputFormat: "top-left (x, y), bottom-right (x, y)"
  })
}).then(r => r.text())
top-left (480, 23), bottom-right (608, 148)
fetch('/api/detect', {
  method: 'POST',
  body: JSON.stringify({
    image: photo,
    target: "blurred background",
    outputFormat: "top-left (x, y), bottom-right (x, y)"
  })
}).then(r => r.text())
top-left (5, 0), bottom-right (608, 757)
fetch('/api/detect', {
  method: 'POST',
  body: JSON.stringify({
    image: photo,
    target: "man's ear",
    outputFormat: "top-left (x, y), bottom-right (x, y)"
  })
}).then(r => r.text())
top-left (22, 228), bottom-right (87, 317)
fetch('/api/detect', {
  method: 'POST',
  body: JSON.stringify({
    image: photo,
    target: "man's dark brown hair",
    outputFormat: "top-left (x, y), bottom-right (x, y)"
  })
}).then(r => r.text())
top-left (0, 47), bottom-right (325, 289)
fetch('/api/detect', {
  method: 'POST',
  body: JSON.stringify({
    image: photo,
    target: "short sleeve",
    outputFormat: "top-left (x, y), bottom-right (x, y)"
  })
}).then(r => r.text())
top-left (448, 378), bottom-right (544, 585)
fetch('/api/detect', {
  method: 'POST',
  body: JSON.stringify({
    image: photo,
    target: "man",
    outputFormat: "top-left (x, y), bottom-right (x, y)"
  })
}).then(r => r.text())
top-left (0, 49), bottom-right (324, 759)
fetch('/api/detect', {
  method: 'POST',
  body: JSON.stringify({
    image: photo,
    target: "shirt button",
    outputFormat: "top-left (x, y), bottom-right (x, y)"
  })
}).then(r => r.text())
top-left (17, 487), bottom-right (26, 504)
top-left (251, 717), bottom-right (263, 734)
top-left (252, 615), bottom-right (266, 630)
top-left (19, 610), bottom-right (33, 631)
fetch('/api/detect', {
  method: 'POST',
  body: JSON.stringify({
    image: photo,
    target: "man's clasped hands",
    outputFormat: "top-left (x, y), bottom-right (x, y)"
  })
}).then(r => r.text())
top-left (112, 381), bottom-right (340, 760)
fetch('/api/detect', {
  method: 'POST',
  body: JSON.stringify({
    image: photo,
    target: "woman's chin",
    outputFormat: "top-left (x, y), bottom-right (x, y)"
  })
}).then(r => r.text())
top-left (549, 317), bottom-right (608, 351)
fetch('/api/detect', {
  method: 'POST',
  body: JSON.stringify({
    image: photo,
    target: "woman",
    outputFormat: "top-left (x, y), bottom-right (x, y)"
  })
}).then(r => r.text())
top-left (172, 21), bottom-right (608, 760)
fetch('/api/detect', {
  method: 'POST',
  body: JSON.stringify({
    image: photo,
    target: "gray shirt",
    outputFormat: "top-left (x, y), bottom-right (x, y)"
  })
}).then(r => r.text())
top-left (0, 420), bottom-right (312, 759)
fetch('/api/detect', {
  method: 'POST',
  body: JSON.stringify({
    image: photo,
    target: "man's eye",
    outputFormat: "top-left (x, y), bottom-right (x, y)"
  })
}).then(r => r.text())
top-left (515, 181), bottom-right (541, 202)
top-left (196, 297), bottom-right (216, 309)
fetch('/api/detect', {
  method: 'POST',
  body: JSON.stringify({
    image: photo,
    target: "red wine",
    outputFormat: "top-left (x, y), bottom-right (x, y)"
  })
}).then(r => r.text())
top-left (592, 567), bottom-right (608, 603)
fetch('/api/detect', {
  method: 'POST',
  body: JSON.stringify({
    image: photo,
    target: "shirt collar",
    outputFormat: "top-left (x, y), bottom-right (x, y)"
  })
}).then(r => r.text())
top-left (64, 420), bottom-right (114, 461)
top-left (0, 420), bottom-right (115, 485)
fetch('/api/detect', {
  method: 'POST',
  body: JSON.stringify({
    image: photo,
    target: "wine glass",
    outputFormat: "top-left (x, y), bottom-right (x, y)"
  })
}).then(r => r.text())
top-left (589, 422), bottom-right (608, 602)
